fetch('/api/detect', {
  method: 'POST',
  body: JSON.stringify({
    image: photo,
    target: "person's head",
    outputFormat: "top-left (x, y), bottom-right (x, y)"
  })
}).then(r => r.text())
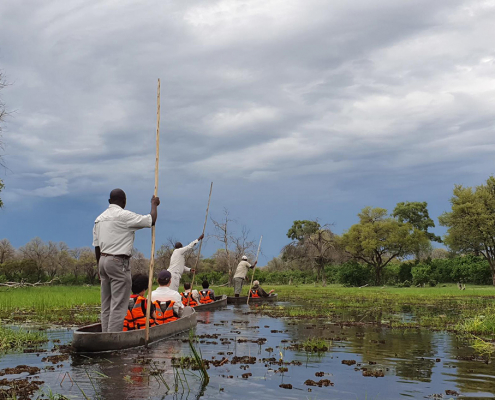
top-left (174, 242), bottom-right (183, 249)
top-left (157, 270), bottom-right (172, 287)
top-left (202, 280), bottom-right (209, 289)
top-left (183, 282), bottom-right (191, 290)
top-left (132, 274), bottom-right (149, 295)
top-left (241, 255), bottom-right (248, 261)
top-left (109, 188), bottom-right (126, 209)
top-left (252, 280), bottom-right (259, 288)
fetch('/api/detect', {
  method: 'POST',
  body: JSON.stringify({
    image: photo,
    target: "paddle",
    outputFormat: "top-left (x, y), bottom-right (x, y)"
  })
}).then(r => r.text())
top-left (188, 182), bottom-right (213, 306)
top-left (145, 79), bottom-right (160, 347)
top-left (246, 235), bottom-right (263, 305)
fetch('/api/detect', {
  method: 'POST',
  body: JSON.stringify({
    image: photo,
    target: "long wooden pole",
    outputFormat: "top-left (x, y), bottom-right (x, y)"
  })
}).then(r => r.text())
top-left (188, 182), bottom-right (213, 305)
top-left (145, 79), bottom-right (160, 346)
top-left (246, 235), bottom-right (263, 305)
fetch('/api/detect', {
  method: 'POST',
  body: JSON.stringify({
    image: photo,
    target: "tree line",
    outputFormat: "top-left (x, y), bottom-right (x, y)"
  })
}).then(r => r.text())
top-left (2, 176), bottom-right (495, 286)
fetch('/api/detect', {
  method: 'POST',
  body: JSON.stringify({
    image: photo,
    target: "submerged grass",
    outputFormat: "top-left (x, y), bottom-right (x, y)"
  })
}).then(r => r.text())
top-left (0, 326), bottom-right (47, 351)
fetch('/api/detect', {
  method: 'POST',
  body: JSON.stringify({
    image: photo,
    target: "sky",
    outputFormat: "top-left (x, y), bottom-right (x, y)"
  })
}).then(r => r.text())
top-left (0, 0), bottom-right (495, 264)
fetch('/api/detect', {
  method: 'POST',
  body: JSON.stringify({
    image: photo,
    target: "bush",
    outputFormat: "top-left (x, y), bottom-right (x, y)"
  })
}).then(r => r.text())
top-left (338, 262), bottom-right (372, 287)
top-left (398, 263), bottom-right (413, 283)
top-left (411, 264), bottom-right (431, 286)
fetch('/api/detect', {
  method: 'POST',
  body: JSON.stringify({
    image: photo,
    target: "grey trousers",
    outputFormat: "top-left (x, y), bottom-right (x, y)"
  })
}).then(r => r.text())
top-left (99, 255), bottom-right (131, 332)
top-left (234, 277), bottom-right (244, 295)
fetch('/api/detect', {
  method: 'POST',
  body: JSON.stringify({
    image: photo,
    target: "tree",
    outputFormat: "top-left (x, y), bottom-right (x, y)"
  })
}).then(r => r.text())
top-left (211, 209), bottom-right (235, 285)
top-left (79, 248), bottom-right (98, 284)
top-left (131, 248), bottom-right (149, 275)
top-left (284, 220), bottom-right (342, 286)
top-left (393, 202), bottom-right (441, 242)
top-left (0, 239), bottom-right (15, 263)
top-left (340, 207), bottom-right (429, 285)
top-left (19, 237), bottom-right (50, 281)
top-left (439, 176), bottom-right (495, 286)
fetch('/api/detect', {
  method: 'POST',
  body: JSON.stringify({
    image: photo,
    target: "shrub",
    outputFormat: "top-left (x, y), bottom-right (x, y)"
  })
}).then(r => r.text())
top-left (398, 263), bottom-right (413, 283)
top-left (338, 262), bottom-right (372, 287)
top-left (411, 264), bottom-right (431, 286)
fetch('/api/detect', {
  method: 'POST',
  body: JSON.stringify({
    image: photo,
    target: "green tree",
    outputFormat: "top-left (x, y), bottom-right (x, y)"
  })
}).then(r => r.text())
top-left (439, 176), bottom-right (495, 286)
top-left (393, 201), bottom-right (441, 242)
top-left (287, 220), bottom-right (321, 241)
top-left (339, 207), bottom-right (429, 285)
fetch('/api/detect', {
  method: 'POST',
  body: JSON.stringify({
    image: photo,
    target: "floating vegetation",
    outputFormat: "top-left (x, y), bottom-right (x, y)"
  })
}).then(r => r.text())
top-left (0, 327), bottom-right (47, 351)
top-left (304, 379), bottom-right (334, 387)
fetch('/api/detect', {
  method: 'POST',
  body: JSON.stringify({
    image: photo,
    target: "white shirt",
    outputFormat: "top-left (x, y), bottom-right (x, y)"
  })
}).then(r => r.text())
top-left (168, 240), bottom-right (198, 276)
top-left (183, 289), bottom-right (200, 303)
top-left (234, 260), bottom-right (252, 279)
top-left (93, 204), bottom-right (152, 256)
top-left (151, 286), bottom-right (184, 315)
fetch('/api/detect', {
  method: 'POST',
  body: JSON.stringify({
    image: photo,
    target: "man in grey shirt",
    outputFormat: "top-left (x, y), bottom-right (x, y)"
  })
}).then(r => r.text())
top-left (93, 189), bottom-right (160, 332)
top-left (233, 255), bottom-right (257, 297)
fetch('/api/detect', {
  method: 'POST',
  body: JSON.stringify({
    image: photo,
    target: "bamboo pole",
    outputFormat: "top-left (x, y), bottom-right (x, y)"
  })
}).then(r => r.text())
top-left (246, 235), bottom-right (263, 305)
top-left (145, 79), bottom-right (160, 346)
top-left (188, 182), bottom-right (213, 305)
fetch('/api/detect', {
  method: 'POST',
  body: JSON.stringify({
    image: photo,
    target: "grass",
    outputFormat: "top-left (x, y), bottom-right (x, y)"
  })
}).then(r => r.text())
top-left (0, 326), bottom-right (47, 351)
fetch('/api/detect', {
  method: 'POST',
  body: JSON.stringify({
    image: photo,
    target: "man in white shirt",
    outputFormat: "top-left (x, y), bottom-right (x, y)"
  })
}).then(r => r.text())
top-left (151, 270), bottom-right (183, 316)
top-left (167, 234), bottom-right (204, 291)
top-left (93, 188), bottom-right (160, 332)
top-left (233, 255), bottom-right (257, 297)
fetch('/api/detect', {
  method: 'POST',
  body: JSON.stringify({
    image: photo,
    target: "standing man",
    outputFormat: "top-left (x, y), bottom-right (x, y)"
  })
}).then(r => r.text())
top-left (233, 255), bottom-right (257, 297)
top-left (93, 189), bottom-right (160, 332)
top-left (167, 234), bottom-right (204, 291)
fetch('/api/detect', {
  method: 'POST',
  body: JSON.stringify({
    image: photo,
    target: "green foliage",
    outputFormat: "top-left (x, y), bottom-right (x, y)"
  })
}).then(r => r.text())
top-left (340, 207), bottom-right (429, 284)
top-left (411, 264), bottom-right (432, 286)
top-left (398, 263), bottom-right (413, 283)
top-left (393, 201), bottom-right (441, 242)
top-left (286, 220), bottom-right (320, 241)
top-left (0, 260), bottom-right (39, 283)
top-left (440, 176), bottom-right (495, 285)
top-left (0, 326), bottom-right (47, 351)
top-left (338, 261), bottom-right (372, 287)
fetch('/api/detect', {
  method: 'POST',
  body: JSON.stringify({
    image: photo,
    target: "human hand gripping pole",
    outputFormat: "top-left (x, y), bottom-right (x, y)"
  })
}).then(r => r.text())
top-left (247, 235), bottom-right (263, 305)
top-left (145, 79), bottom-right (160, 346)
top-left (188, 182), bottom-right (213, 306)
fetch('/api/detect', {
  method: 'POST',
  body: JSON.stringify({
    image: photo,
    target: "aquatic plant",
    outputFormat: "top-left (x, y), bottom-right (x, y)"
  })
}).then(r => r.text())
top-left (0, 326), bottom-right (47, 351)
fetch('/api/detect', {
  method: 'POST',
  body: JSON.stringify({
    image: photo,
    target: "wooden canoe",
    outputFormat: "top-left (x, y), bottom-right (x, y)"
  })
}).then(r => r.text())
top-left (72, 307), bottom-right (197, 353)
top-left (193, 295), bottom-right (227, 312)
top-left (227, 293), bottom-right (278, 305)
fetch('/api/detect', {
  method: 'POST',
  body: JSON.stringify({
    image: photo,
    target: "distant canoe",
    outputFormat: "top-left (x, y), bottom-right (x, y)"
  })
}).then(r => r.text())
top-left (72, 307), bottom-right (197, 353)
top-left (227, 293), bottom-right (278, 305)
top-left (194, 295), bottom-right (227, 312)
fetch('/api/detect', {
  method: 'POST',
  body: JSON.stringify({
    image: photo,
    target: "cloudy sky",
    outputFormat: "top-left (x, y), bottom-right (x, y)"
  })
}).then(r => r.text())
top-left (0, 0), bottom-right (494, 262)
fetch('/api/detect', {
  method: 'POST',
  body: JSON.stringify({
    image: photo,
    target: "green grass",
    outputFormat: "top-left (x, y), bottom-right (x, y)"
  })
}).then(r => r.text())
top-left (0, 326), bottom-right (48, 351)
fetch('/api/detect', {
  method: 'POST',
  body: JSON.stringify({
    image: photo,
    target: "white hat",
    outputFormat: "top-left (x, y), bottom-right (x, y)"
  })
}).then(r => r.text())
top-left (253, 280), bottom-right (259, 287)
top-left (242, 255), bottom-right (248, 260)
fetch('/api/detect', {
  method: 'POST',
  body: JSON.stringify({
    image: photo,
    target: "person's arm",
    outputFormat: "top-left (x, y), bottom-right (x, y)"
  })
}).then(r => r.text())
top-left (259, 287), bottom-right (269, 297)
top-left (95, 246), bottom-right (101, 267)
top-left (150, 195), bottom-right (160, 226)
top-left (249, 261), bottom-right (257, 269)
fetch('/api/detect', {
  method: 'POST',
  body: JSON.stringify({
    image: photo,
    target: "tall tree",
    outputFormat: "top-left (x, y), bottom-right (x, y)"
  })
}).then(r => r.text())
top-left (439, 176), bottom-right (495, 286)
top-left (393, 202), bottom-right (441, 242)
top-left (211, 208), bottom-right (235, 285)
top-left (340, 207), bottom-right (429, 285)
top-left (0, 71), bottom-right (7, 207)
top-left (19, 237), bottom-right (50, 281)
top-left (284, 220), bottom-right (340, 285)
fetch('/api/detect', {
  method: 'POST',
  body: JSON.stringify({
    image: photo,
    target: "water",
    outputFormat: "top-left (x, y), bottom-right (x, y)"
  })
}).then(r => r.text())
top-left (1, 303), bottom-right (494, 399)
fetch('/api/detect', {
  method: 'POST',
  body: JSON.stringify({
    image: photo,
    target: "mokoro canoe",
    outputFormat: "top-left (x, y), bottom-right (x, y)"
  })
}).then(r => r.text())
top-left (227, 293), bottom-right (278, 305)
top-left (72, 307), bottom-right (197, 353)
top-left (194, 295), bottom-right (227, 312)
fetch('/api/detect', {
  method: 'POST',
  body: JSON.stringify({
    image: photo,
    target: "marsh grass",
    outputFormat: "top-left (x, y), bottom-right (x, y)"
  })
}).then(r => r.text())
top-left (0, 326), bottom-right (47, 351)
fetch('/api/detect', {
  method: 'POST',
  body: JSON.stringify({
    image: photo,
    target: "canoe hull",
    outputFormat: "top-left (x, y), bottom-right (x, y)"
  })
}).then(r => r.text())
top-left (194, 295), bottom-right (227, 312)
top-left (226, 293), bottom-right (278, 305)
top-left (72, 307), bottom-right (197, 353)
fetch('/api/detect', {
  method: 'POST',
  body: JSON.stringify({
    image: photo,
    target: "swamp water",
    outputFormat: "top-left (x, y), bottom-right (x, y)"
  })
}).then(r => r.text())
top-left (1, 302), bottom-right (494, 400)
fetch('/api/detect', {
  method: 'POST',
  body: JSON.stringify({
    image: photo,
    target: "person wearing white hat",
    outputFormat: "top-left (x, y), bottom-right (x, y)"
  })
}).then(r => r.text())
top-left (233, 255), bottom-right (257, 297)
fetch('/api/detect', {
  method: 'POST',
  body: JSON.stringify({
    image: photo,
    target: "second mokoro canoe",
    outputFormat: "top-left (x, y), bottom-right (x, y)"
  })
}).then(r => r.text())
top-left (194, 295), bottom-right (227, 312)
top-left (227, 293), bottom-right (278, 305)
top-left (72, 307), bottom-right (197, 353)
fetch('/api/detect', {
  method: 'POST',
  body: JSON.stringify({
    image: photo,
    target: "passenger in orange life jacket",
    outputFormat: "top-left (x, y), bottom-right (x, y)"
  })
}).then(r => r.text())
top-left (151, 270), bottom-right (184, 317)
top-left (180, 282), bottom-right (199, 306)
top-left (123, 274), bottom-right (156, 331)
top-left (249, 280), bottom-right (275, 298)
top-left (198, 280), bottom-right (215, 304)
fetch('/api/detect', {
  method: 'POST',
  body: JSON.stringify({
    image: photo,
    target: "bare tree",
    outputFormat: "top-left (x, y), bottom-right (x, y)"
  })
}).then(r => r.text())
top-left (79, 247), bottom-right (98, 284)
top-left (131, 248), bottom-right (149, 275)
top-left (69, 247), bottom-right (83, 280)
top-left (0, 239), bottom-right (15, 263)
top-left (211, 209), bottom-right (235, 285)
top-left (19, 237), bottom-right (50, 281)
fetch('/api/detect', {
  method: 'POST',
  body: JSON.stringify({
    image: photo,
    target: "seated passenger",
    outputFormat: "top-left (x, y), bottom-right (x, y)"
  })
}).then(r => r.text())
top-left (151, 270), bottom-right (183, 320)
top-left (198, 280), bottom-right (215, 304)
top-left (180, 282), bottom-right (199, 307)
top-left (249, 280), bottom-right (275, 298)
top-left (124, 274), bottom-right (156, 331)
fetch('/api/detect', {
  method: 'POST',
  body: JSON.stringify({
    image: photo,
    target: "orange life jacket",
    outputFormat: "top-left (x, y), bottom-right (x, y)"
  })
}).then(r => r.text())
top-left (153, 300), bottom-right (178, 324)
top-left (123, 295), bottom-right (155, 331)
top-left (249, 288), bottom-right (260, 298)
top-left (198, 289), bottom-right (214, 304)
top-left (180, 291), bottom-right (197, 307)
